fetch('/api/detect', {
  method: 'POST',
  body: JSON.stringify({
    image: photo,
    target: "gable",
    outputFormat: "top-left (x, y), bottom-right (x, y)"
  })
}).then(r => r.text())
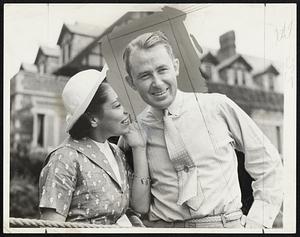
top-left (253, 64), bottom-right (280, 78)
top-left (201, 52), bottom-right (219, 65)
top-left (57, 24), bottom-right (72, 46)
top-left (218, 54), bottom-right (252, 72)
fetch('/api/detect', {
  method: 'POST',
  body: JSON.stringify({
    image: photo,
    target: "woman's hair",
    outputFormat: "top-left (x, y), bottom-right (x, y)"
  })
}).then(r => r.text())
top-left (69, 80), bottom-right (109, 139)
top-left (123, 31), bottom-right (175, 78)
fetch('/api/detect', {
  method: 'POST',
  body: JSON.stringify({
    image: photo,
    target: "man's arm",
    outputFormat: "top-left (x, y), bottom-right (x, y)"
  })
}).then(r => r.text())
top-left (218, 95), bottom-right (283, 228)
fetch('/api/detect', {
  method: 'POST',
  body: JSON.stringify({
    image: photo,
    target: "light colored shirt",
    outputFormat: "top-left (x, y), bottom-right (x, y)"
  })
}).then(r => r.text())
top-left (94, 140), bottom-right (122, 185)
top-left (137, 90), bottom-right (283, 228)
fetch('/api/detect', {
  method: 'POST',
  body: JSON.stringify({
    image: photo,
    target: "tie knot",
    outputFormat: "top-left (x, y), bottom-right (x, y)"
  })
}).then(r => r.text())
top-left (164, 109), bottom-right (171, 117)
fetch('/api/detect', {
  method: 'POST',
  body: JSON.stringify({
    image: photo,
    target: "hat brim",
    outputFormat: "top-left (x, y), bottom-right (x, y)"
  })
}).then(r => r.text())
top-left (65, 82), bottom-right (100, 132)
top-left (65, 65), bottom-right (109, 132)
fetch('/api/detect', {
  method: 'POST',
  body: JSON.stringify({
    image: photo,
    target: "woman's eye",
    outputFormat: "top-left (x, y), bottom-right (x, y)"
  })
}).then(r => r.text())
top-left (114, 103), bottom-right (121, 108)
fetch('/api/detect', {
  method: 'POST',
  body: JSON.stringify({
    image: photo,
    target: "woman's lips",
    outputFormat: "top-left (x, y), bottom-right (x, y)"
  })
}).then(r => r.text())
top-left (121, 116), bottom-right (130, 125)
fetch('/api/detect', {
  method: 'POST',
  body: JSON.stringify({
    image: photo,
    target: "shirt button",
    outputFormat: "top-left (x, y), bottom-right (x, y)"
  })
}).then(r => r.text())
top-left (183, 166), bottom-right (189, 173)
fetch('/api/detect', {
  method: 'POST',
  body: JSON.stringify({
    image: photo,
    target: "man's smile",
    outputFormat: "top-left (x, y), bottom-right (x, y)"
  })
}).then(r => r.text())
top-left (151, 88), bottom-right (169, 97)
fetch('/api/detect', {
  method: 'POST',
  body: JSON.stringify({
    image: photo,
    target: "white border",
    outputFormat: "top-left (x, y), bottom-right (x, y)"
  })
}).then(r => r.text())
top-left (3, 3), bottom-right (297, 234)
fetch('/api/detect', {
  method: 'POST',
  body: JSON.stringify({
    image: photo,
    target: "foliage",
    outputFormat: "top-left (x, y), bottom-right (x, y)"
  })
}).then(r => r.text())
top-left (10, 146), bottom-right (48, 219)
top-left (10, 175), bottom-right (39, 219)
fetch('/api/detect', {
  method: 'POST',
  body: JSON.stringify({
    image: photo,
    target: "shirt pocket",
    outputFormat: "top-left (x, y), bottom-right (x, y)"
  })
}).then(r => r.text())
top-left (210, 123), bottom-right (235, 155)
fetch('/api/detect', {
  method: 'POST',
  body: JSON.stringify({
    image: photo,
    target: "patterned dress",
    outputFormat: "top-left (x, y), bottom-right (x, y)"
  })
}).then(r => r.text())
top-left (39, 136), bottom-right (132, 225)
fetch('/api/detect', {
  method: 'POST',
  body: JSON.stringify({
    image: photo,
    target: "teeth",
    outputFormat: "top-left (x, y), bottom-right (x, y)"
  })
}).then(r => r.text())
top-left (152, 91), bottom-right (166, 96)
top-left (121, 117), bottom-right (129, 125)
top-left (152, 88), bottom-right (168, 96)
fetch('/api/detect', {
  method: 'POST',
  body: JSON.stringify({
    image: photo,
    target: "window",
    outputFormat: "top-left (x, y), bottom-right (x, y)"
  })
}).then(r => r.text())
top-left (269, 74), bottom-right (275, 91)
top-left (68, 43), bottom-right (72, 59)
top-left (205, 64), bottom-right (212, 80)
top-left (85, 55), bottom-right (89, 65)
top-left (39, 63), bottom-right (45, 74)
top-left (219, 70), bottom-right (227, 83)
top-left (99, 43), bottom-right (103, 67)
top-left (242, 71), bottom-right (246, 86)
top-left (62, 44), bottom-right (68, 64)
top-left (37, 114), bottom-right (45, 147)
top-left (62, 42), bottom-right (72, 64)
top-left (276, 126), bottom-right (282, 154)
top-left (234, 69), bottom-right (238, 85)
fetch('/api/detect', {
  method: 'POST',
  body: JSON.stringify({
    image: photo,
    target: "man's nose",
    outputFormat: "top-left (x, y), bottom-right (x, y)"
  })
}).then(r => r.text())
top-left (152, 73), bottom-right (164, 86)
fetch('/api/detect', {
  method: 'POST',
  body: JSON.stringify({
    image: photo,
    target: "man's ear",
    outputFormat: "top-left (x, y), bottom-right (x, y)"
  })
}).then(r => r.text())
top-left (125, 75), bottom-right (137, 90)
top-left (173, 58), bottom-right (180, 76)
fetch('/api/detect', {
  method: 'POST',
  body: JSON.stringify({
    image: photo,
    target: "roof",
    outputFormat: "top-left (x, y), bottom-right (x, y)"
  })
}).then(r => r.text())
top-left (194, 43), bottom-right (282, 77)
top-left (66, 22), bottom-right (104, 37)
top-left (20, 63), bottom-right (38, 73)
top-left (243, 54), bottom-right (281, 74)
top-left (200, 52), bottom-right (219, 65)
top-left (40, 45), bottom-right (60, 57)
top-left (207, 81), bottom-right (283, 113)
top-left (34, 45), bottom-right (60, 64)
top-left (253, 64), bottom-right (280, 78)
top-left (57, 22), bottom-right (105, 45)
top-left (216, 54), bottom-right (253, 72)
top-left (54, 11), bottom-right (155, 76)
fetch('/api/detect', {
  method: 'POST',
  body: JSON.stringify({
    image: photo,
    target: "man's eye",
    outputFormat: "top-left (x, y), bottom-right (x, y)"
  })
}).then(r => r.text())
top-left (158, 68), bottom-right (168, 73)
top-left (139, 74), bottom-right (150, 80)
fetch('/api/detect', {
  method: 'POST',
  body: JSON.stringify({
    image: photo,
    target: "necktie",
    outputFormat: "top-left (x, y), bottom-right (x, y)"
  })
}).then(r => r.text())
top-left (163, 109), bottom-right (203, 210)
top-left (163, 109), bottom-right (194, 171)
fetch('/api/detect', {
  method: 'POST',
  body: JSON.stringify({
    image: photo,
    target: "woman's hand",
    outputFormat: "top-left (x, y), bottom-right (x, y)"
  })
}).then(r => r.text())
top-left (123, 122), bottom-right (146, 148)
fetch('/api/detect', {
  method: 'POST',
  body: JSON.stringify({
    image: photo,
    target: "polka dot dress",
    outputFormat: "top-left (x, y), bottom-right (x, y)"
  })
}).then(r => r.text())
top-left (39, 137), bottom-right (131, 225)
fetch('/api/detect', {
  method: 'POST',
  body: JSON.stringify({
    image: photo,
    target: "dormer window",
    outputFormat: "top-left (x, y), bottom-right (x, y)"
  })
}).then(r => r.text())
top-left (234, 69), bottom-right (238, 85)
top-left (62, 42), bottom-right (72, 64)
top-left (205, 64), bottom-right (212, 80)
top-left (242, 71), bottom-right (246, 85)
top-left (39, 63), bottom-right (45, 74)
top-left (233, 69), bottom-right (247, 86)
top-left (269, 74), bottom-right (275, 91)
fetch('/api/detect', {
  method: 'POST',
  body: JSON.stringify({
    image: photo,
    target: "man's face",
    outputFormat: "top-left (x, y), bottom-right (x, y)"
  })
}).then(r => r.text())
top-left (128, 44), bottom-right (179, 110)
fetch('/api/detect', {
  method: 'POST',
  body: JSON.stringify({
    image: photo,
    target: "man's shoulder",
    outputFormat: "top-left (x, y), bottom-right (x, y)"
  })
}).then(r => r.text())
top-left (183, 91), bottom-right (228, 106)
top-left (196, 92), bottom-right (227, 100)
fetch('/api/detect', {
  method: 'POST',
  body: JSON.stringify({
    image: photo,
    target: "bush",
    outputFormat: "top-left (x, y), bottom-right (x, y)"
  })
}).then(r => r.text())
top-left (10, 175), bottom-right (39, 219)
top-left (10, 146), bottom-right (48, 219)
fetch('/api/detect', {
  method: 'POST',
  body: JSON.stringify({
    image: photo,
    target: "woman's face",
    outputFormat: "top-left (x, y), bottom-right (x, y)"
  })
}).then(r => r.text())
top-left (95, 84), bottom-right (130, 137)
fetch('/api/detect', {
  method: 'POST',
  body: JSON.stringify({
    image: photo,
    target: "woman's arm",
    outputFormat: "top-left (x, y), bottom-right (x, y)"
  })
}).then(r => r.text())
top-left (40, 208), bottom-right (66, 222)
top-left (38, 148), bottom-right (77, 222)
top-left (122, 123), bottom-right (150, 214)
top-left (130, 146), bottom-right (150, 214)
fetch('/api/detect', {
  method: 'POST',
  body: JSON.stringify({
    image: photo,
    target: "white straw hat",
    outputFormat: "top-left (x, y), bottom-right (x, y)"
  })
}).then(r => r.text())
top-left (62, 64), bottom-right (109, 132)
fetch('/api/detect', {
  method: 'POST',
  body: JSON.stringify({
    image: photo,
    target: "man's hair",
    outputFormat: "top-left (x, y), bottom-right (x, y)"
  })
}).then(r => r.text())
top-left (123, 31), bottom-right (175, 77)
top-left (69, 80), bottom-right (109, 140)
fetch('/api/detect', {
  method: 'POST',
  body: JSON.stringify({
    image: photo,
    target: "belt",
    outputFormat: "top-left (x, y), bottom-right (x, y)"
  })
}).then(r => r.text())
top-left (181, 210), bottom-right (243, 225)
top-left (144, 210), bottom-right (244, 228)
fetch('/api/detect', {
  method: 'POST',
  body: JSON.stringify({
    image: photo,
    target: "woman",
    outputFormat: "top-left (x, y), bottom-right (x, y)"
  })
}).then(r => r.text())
top-left (38, 66), bottom-right (149, 226)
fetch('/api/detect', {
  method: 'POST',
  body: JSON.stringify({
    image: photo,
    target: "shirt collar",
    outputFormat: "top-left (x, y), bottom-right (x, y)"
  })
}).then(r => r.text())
top-left (149, 90), bottom-right (184, 120)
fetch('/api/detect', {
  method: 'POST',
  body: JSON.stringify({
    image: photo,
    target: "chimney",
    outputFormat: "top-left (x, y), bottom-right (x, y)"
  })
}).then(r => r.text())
top-left (217, 31), bottom-right (236, 61)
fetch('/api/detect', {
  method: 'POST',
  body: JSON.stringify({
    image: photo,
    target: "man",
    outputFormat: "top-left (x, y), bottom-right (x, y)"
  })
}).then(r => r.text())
top-left (122, 31), bottom-right (283, 228)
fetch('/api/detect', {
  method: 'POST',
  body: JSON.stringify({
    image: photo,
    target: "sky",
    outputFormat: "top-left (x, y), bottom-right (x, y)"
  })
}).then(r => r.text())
top-left (4, 3), bottom-right (296, 83)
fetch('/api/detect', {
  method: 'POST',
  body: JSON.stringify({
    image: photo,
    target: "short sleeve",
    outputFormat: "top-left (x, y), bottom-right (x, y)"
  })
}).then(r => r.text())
top-left (39, 148), bottom-right (78, 217)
